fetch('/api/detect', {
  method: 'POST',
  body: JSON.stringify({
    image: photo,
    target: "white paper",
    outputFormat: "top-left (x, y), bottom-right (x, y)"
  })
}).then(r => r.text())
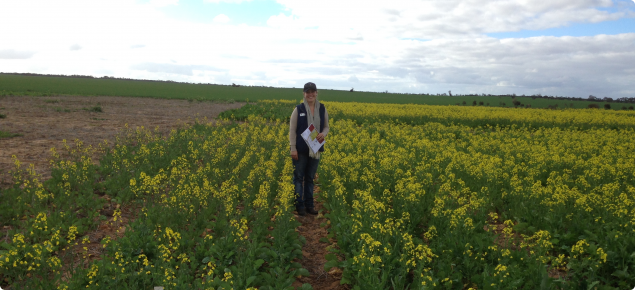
top-left (301, 123), bottom-right (325, 153)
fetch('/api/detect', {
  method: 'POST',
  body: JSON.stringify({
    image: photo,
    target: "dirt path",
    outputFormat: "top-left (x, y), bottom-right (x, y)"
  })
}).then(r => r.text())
top-left (0, 95), bottom-right (243, 187)
top-left (292, 185), bottom-right (347, 290)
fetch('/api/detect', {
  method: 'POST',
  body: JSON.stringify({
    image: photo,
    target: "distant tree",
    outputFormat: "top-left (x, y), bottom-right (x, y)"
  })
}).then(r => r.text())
top-left (622, 106), bottom-right (628, 110)
top-left (629, 106), bottom-right (634, 110)
top-left (603, 97), bottom-right (613, 102)
top-left (462, 101), bottom-right (466, 105)
top-left (512, 99), bottom-right (522, 107)
top-left (604, 103), bottom-right (611, 110)
top-left (588, 95), bottom-right (597, 100)
top-left (478, 101), bottom-right (484, 106)
top-left (449, 90), bottom-right (452, 96)
top-left (472, 100), bottom-right (477, 106)
top-left (350, 88), bottom-right (354, 92)
top-left (588, 104), bottom-right (599, 109)
top-left (486, 102), bottom-right (490, 106)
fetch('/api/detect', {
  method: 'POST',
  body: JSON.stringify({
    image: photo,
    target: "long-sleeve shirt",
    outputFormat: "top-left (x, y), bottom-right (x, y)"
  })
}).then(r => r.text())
top-left (289, 106), bottom-right (330, 153)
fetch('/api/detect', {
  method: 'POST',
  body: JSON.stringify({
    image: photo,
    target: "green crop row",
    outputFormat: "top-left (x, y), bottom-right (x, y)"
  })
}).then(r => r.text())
top-left (0, 73), bottom-right (621, 109)
top-left (1, 118), bottom-right (311, 290)
top-left (318, 119), bottom-right (635, 289)
top-left (222, 100), bottom-right (635, 130)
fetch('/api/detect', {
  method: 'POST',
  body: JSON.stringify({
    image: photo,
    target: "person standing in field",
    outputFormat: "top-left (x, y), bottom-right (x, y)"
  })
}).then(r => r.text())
top-left (289, 82), bottom-right (329, 216)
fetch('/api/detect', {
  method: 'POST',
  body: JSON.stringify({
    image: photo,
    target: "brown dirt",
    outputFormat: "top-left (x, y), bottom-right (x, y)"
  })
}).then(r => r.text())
top-left (0, 95), bottom-right (244, 187)
top-left (292, 184), bottom-right (347, 290)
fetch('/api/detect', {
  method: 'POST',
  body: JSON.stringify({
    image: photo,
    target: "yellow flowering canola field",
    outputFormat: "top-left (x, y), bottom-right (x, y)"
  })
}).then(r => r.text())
top-left (2, 101), bottom-right (635, 289)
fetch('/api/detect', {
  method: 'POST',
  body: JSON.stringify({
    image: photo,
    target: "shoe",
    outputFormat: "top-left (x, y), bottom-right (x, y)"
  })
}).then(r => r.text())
top-left (297, 208), bottom-right (306, 216)
top-left (306, 208), bottom-right (318, 215)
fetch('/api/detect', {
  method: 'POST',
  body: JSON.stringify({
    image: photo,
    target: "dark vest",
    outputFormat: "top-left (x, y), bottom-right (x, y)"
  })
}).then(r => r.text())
top-left (295, 103), bottom-right (325, 154)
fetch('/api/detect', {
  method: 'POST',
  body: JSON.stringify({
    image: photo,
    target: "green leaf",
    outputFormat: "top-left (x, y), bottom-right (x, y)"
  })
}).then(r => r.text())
top-left (300, 283), bottom-right (314, 290)
top-left (587, 281), bottom-right (599, 290)
top-left (246, 276), bottom-right (257, 286)
top-left (611, 266), bottom-right (629, 278)
top-left (0, 242), bottom-right (12, 250)
top-left (293, 249), bottom-right (303, 256)
top-left (588, 243), bottom-right (597, 253)
top-left (319, 237), bottom-right (329, 243)
top-left (584, 230), bottom-right (598, 241)
top-left (513, 222), bottom-right (528, 233)
top-left (297, 268), bottom-right (310, 276)
top-left (324, 260), bottom-right (339, 271)
top-left (270, 250), bottom-right (278, 258)
top-left (254, 259), bottom-right (265, 268)
top-left (325, 253), bottom-right (337, 261)
top-left (340, 276), bottom-right (351, 285)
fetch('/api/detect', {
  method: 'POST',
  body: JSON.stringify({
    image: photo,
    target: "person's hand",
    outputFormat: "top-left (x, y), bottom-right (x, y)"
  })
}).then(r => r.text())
top-left (316, 133), bottom-right (325, 143)
top-left (291, 151), bottom-right (298, 160)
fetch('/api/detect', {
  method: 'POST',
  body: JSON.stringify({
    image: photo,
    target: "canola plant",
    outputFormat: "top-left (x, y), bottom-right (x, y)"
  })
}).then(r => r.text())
top-left (1, 100), bottom-right (635, 289)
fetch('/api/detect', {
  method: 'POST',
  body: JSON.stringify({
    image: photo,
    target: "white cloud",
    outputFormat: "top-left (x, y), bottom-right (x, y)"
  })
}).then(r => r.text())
top-left (148, 0), bottom-right (178, 7)
top-left (213, 14), bottom-right (230, 23)
top-left (69, 44), bottom-right (82, 51)
top-left (0, 49), bottom-right (36, 59)
top-left (266, 13), bottom-right (294, 28)
top-left (205, 0), bottom-right (252, 3)
top-left (273, 0), bottom-right (628, 39)
top-left (131, 62), bottom-right (224, 76)
top-left (0, 0), bottom-right (633, 98)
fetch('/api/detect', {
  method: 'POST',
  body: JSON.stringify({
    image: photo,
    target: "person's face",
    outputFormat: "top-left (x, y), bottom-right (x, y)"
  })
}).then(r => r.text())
top-left (304, 90), bottom-right (317, 101)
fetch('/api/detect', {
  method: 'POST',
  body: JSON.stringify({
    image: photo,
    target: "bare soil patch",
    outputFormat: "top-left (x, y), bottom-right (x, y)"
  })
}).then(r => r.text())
top-left (0, 95), bottom-right (244, 187)
top-left (292, 185), bottom-right (346, 290)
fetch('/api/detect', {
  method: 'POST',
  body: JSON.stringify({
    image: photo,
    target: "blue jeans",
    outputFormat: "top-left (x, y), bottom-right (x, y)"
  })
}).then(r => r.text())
top-left (292, 153), bottom-right (320, 210)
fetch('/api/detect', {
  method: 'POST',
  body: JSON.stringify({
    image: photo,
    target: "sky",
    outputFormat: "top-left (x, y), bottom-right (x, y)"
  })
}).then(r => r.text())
top-left (0, 0), bottom-right (634, 98)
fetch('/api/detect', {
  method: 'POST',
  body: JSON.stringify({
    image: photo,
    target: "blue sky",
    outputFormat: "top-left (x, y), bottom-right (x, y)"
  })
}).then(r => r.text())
top-left (156, 0), bottom-right (288, 26)
top-left (1, 0), bottom-right (634, 98)
top-left (488, 17), bottom-right (635, 38)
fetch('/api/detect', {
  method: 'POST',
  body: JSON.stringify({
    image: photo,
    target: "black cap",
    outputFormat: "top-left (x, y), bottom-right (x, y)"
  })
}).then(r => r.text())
top-left (303, 82), bottom-right (317, 92)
